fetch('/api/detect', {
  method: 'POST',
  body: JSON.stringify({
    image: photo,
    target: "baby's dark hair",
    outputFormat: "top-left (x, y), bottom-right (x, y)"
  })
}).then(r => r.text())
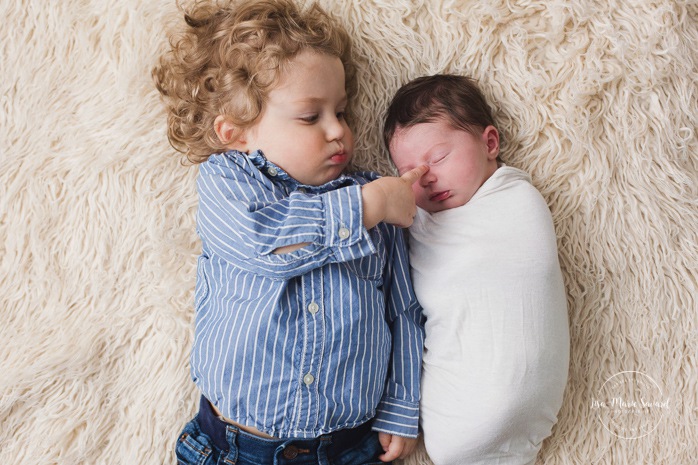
top-left (383, 74), bottom-right (495, 150)
top-left (153, 0), bottom-right (356, 164)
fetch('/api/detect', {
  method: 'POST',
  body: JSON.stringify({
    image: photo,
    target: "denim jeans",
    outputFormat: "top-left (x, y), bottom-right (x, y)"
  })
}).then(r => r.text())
top-left (175, 397), bottom-right (388, 465)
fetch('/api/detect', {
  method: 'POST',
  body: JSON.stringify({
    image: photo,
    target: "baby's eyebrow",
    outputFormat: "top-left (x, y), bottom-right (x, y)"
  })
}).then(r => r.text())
top-left (395, 164), bottom-right (414, 175)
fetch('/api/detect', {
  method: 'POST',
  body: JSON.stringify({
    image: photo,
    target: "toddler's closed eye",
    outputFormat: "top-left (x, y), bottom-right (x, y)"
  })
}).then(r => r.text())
top-left (300, 114), bottom-right (319, 123)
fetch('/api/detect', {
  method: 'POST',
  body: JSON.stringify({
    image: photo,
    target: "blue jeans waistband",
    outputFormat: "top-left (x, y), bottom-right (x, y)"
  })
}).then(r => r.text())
top-left (197, 396), bottom-right (374, 457)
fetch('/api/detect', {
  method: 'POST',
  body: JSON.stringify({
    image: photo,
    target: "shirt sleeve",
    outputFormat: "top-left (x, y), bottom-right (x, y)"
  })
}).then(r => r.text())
top-left (196, 155), bottom-right (376, 280)
top-left (371, 226), bottom-right (425, 438)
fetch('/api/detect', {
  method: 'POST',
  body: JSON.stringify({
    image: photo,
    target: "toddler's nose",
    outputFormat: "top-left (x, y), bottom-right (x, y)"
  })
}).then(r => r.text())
top-left (326, 117), bottom-right (345, 142)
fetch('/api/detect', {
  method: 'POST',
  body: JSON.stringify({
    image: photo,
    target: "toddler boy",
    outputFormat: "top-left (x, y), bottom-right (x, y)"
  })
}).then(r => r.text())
top-left (154, 1), bottom-right (427, 463)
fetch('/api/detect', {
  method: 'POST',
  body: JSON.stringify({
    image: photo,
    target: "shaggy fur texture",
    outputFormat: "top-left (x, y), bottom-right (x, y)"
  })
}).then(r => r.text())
top-left (1, 0), bottom-right (696, 464)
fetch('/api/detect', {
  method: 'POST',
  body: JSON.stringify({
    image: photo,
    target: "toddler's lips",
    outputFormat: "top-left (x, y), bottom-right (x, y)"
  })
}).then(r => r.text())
top-left (430, 190), bottom-right (450, 202)
top-left (330, 152), bottom-right (347, 164)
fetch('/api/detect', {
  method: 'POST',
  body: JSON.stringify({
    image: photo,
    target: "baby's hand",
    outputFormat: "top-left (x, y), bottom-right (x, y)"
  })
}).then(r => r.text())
top-left (377, 432), bottom-right (419, 461)
top-left (362, 165), bottom-right (428, 229)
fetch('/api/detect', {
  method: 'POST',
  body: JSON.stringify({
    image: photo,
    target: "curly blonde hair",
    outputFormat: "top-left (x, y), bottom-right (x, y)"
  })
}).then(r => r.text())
top-left (153, 0), bottom-right (356, 164)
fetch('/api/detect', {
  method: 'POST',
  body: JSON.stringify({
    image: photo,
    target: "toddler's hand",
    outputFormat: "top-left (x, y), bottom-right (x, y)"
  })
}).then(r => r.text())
top-left (362, 165), bottom-right (428, 229)
top-left (377, 432), bottom-right (418, 461)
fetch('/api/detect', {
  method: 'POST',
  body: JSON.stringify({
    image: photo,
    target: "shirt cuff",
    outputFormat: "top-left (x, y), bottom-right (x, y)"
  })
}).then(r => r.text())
top-left (371, 397), bottom-right (420, 438)
top-left (322, 185), bottom-right (361, 244)
top-left (322, 185), bottom-right (376, 258)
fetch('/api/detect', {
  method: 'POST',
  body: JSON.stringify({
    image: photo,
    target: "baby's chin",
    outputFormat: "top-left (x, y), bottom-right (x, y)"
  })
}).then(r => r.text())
top-left (419, 198), bottom-right (468, 214)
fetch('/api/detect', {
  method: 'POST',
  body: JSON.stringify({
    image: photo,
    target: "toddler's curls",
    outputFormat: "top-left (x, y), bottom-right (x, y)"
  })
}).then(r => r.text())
top-left (153, 0), bottom-right (356, 163)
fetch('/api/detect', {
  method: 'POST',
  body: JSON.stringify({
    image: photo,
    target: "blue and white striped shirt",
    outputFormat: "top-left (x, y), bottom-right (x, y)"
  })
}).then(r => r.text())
top-left (191, 150), bottom-right (424, 439)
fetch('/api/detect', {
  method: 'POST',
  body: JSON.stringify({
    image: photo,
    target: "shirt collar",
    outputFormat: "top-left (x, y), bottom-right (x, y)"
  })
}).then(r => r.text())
top-left (242, 149), bottom-right (358, 193)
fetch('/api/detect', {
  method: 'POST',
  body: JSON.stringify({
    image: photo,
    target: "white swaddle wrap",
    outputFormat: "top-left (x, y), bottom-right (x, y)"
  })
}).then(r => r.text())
top-left (409, 166), bottom-right (569, 465)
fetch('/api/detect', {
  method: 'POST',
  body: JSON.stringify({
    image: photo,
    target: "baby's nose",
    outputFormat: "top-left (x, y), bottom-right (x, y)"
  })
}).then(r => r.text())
top-left (420, 170), bottom-right (436, 186)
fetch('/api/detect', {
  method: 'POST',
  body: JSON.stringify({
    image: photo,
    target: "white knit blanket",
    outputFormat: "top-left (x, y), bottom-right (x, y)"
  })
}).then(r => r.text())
top-left (1, 1), bottom-right (697, 464)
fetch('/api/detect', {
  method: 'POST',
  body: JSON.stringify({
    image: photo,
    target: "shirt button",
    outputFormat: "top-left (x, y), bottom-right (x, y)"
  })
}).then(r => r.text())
top-left (307, 302), bottom-right (319, 314)
top-left (267, 167), bottom-right (278, 176)
top-left (297, 187), bottom-right (306, 193)
top-left (338, 227), bottom-right (350, 239)
top-left (303, 373), bottom-right (315, 385)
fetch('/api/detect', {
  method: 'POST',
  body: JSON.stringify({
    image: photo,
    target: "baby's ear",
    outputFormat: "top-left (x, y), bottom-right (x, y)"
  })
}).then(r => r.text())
top-left (214, 115), bottom-right (245, 149)
top-left (483, 125), bottom-right (500, 159)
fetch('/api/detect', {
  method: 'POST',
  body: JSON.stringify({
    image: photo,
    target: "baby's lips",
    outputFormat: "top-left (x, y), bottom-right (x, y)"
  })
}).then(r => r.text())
top-left (429, 191), bottom-right (450, 202)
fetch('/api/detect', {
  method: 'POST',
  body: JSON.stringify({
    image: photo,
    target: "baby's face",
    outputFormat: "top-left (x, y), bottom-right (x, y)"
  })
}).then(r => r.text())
top-left (390, 119), bottom-right (500, 213)
top-left (243, 50), bottom-right (354, 186)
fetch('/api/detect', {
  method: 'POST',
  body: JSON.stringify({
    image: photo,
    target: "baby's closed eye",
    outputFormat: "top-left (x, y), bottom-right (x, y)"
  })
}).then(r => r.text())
top-left (429, 153), bottom-right (450, 165)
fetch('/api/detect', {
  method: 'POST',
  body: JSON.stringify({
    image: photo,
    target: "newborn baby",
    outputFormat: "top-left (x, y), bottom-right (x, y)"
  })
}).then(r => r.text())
top-left (385, 74), bottom-right (569, 465)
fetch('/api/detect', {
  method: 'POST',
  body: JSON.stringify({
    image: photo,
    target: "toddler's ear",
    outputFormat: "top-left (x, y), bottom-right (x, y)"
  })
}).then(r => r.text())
top-left (214, 115), bottom-right (246, 149)
top-left (483, 125), bottom-right (500, 159)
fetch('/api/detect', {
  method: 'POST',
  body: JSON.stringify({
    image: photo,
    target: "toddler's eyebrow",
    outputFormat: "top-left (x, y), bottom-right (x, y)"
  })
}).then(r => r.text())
top-left (294, 95), bottom-right (347, 105)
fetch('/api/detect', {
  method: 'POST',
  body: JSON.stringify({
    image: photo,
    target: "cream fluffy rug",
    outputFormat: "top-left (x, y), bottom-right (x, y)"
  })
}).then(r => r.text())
top-left (2, 0), bottom-right (697, 464)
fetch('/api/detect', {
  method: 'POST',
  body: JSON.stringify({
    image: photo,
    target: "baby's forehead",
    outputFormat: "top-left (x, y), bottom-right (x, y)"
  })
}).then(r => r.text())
top-left (391, 121), bottom-right (451, 148)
